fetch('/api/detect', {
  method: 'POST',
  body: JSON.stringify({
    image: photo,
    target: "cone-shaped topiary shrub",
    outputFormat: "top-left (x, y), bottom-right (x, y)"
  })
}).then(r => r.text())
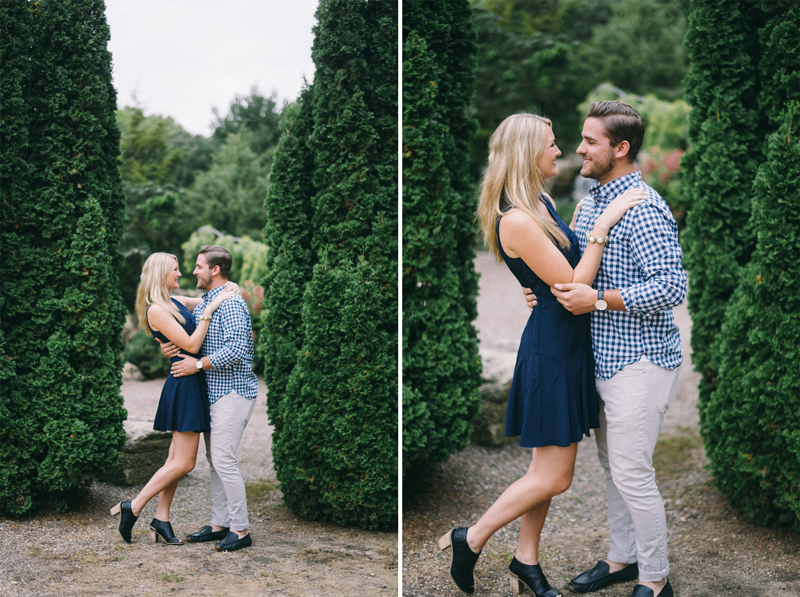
top-left (402, 0), bottom-right (481, 474)
top-left (0, 0), bottom-right (127, 516)
top-left (680, 0), bottom-right (766, 419)
top-left (262, 0), bottom-right (397, 531)
top-left (703, 101), bottom-right (800, 531)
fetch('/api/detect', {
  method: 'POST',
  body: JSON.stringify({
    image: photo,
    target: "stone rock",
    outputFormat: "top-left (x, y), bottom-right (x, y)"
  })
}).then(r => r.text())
top-left (121, 362), bottom-right (145, 381)
top-left (99, 421), bottom-right (172, 486)
top-left (471, 381), bottom-right (517, 447)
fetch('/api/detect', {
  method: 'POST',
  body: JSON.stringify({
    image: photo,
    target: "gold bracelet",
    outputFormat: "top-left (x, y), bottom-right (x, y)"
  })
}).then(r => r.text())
top-left (200, 315), bottom-right (212, 321)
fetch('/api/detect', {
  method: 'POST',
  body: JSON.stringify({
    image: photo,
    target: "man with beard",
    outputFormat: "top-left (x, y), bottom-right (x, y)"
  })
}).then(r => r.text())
top-left (162, 244), bottom-right (258, 552)
top-left (526, 101), bottom-right (686, 597)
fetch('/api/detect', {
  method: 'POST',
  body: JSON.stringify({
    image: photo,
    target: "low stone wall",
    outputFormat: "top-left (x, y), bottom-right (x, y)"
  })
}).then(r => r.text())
top-left (471, 380), bottom-right (517, 448)
top-left (99, 421), bottom-right (172, 486)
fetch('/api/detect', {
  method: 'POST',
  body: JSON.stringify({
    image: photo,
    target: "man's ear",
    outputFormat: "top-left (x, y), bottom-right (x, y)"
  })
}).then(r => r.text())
top-left (614, 140), bottom-right (631, 161)
top-left (211, 265), bottom-right (221, 276)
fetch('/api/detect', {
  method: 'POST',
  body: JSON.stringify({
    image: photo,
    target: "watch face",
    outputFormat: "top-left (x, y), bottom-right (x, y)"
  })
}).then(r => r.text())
top-left (595, 299), bottom-right (608, 311)
top-left (196, 360), bottom-right (203, 369)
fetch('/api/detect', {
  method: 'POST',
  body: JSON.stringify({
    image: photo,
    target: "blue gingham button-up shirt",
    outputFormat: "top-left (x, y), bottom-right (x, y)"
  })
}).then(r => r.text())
top-left (194, 286), bottom-right (258, 403)
top-left (574, 171), bottom-right (687, 380)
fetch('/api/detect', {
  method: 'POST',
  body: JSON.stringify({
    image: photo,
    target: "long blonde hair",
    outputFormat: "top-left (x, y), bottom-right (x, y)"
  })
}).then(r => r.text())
top-left (477, 113), bottom-right (569, 260)
top-left (135, 253), bottom-right (185, 335)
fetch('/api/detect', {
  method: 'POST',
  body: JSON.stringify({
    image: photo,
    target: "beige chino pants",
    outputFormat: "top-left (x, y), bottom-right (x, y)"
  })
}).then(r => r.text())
top-left (203, 391), bottom-right (256, 533)
top-left (594, 361), bottom-right (681, 582)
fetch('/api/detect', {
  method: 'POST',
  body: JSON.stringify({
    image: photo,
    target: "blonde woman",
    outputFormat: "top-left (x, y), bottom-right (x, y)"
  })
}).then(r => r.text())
top-left (438, 114), bottom-right (644, 596)
top-left (110, 253), bottom-right (233, 545)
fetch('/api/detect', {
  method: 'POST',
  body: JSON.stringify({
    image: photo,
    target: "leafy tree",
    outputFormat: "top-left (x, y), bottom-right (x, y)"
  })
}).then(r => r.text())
top-left (191, 133), bottom-right (269, 239)
top-left (403, 0), bottom-right (482, 474)
top-left (265, 0), bottom-right (397, 531)
top-left (680, 0), bottom-right (766, 419)
top-left (1, 0), bottom-right (127, 516)
top-left (212, 88), bottom-right (283, 162)
top-left (581, 0), bottom-right (689, 99)
top-left (117, 107), bottom-right (185, 185)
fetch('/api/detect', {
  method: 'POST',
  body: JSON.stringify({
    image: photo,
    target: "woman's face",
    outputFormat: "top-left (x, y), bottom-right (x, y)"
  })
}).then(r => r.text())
top-left (166, 259), bottom-right (181, 290)
top-left (537, 127), bottom-right (561, 180)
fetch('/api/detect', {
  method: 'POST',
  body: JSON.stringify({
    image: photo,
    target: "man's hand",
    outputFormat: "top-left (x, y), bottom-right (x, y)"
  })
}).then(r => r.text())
top-left (156, 338), bottom-right (181, 359)
top-left (171, 354), bottom-right (199, 377)
top-left (521, 287), bottom-right (538, 310)
top-left (551, 283), bottom-right (596, 315)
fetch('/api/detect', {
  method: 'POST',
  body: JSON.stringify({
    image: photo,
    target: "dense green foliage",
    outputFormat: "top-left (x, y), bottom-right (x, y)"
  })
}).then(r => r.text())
top-left (116, 92), bottom-right (281, 312)
top-left (1, 0), bottom-right (127, 516)
top-left (403, 0), bottom-right (482, 474)
top-left (704, 102), bottom-right (800, 531)
top-left (470, 0), bottom-right (690, 176)
top-left (680, 0), bottom-right (765, 415)
top-left (259, 95), bottom-right (316, 432)
top-left (684, 0), bottom-right (800, 529)
top-left (262, 0), bottom-right (397, 531)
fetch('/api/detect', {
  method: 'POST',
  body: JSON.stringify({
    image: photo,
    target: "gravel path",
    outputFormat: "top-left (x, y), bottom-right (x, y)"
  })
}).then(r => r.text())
top-left (402, 251), bottom-right (800, 597)
top-left (1, 377), bottom-right (397, 596)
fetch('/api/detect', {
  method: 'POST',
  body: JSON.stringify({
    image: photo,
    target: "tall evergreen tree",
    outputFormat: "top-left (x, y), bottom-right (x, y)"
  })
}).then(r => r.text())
top-left (402, 0), bottom-right (481, 473)
top-left (702, 0), bottom-right (800, 531)
top-left (260, 90), bottom-right (316, 432)
top-left (0, 0), bottom-right (127, 516)
top-left (703, 102), bottom-right (800, 531)
top-left (680, 0), bottom-right (766, 420)
top-left (263, 0), bottom-right (397, 531)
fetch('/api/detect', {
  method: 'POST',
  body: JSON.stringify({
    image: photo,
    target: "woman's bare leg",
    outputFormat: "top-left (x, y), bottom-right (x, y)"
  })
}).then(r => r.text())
top-left (152, 440), bottom-right (178, 521)
top-left (129, 431), bottom-right (200, 517)
top-left (515, 499), bottom-right (551, 564)
top-left (467, 443), bottom-right (578, 553)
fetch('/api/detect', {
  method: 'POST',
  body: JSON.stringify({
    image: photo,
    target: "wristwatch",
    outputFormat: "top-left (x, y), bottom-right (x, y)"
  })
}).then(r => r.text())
top-left (195, 359), bottom-right (204, 370)
top-left (595, 289), bottom-right (608, 311)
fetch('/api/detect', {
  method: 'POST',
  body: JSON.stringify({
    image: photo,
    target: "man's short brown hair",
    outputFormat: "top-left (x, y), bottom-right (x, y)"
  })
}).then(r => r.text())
top-left (198, 244), bottom-right (232, 279)
top-left (587, 101), bottom-right (646, 163)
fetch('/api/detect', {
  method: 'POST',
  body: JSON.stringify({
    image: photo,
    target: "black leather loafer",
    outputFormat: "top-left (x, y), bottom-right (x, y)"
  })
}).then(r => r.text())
top-left (630, 579), bottom-right (673, 597)
top-left (215, 531), bottom-right (252, 552)
top-left (569, 560), bottom-right (639, 593)
top-left (186, 525), bottom-right (229, 543)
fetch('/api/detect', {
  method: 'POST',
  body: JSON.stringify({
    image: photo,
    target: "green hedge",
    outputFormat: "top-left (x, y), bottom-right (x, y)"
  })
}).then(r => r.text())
top-left (684, 0), bottom-right (800, 530)
top-left (402, 0), bottom-right (481, 474)
top-left (261, 0), bottom-right (397, 531)
top-left (681, 0), bottom-right (765, 416)
top-left (704, 102), bottom-right (800, 531)
top-left (0, 0), bottom-right (127, 516)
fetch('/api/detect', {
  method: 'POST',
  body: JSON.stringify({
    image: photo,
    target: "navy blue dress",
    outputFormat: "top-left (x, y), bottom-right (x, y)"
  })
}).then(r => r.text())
top-left (149, 299), bottom-right (211, 433)
top-left (497, 198), bottom-right (599, 448)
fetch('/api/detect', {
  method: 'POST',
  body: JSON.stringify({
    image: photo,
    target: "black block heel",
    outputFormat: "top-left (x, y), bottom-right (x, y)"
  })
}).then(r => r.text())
top-left (149, 518), bottom-right (184, 545)
top-left (437, 527), bottom-right (481, 594)
top-left (110, 500), bottom-right (138, 544)
top-left (508, 557), bottom-right (562, 597)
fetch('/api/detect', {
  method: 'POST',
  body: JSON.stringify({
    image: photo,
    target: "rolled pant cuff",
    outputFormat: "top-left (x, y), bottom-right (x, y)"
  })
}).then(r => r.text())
top-left (638, 566), bottom-right (669, 583)
top-left (607, 550), bottom-right (638, 566)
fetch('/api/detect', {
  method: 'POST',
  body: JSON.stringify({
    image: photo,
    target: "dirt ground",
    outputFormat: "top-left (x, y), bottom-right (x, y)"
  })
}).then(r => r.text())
top-left (402, 253), bottom-right (800, 597)
top-left (0, 386), bottom-right (398, 597)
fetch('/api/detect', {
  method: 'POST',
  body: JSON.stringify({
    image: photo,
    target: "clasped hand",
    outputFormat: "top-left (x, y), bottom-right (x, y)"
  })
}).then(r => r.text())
top-left (522, 283), bottom-right (596, 315)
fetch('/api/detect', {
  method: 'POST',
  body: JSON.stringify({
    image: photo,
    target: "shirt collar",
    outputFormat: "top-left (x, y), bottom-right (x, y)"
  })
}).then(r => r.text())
top-left (201, 284), bottom-right (227, 302)
top-left (588, 171), bottom-right (643, 207)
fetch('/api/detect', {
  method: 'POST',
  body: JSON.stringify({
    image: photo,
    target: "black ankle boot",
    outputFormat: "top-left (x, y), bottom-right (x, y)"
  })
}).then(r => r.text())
top-left (149, 518), bottom-right (184, 545)
top-left (508, 557), bottom-right (562, 597)
top-left (109, 500), bottom-right (138, 544)
top-left (437, 527), bottom-right (481, 594)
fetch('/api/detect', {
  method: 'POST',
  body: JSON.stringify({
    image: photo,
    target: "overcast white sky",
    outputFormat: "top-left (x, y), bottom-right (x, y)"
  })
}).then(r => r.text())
top-left (106, 0), bottom-right (318, 137)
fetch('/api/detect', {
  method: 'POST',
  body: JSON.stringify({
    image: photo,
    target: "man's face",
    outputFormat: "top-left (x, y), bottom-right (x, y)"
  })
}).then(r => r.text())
top-left (193, 254), bottom-right (216, 290)
top-left (577, 117), bottom-right (616, 183)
